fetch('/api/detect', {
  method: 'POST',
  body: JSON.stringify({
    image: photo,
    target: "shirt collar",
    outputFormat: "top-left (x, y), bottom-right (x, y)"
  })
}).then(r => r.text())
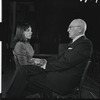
top-left (72, 34), bottom-right (85, 43)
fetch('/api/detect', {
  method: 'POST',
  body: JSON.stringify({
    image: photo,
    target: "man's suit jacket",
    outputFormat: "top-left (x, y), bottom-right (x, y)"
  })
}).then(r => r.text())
top-left (44, 36), bottom-right (93, 95)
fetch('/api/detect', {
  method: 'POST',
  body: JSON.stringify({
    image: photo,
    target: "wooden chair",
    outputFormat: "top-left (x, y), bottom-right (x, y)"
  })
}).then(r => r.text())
top-left (12, 50), bottom-right (21, 69)
top-left (51, 60), bottom-right (91, 98)
top-left (78, 60), bottom-right (91, 98)
top-left (5, 51), bottom-right (22, 95)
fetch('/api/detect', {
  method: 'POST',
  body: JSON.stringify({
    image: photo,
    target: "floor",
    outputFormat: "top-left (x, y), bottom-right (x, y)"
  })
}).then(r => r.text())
top-left (1, 60), bottom-right (100, 98)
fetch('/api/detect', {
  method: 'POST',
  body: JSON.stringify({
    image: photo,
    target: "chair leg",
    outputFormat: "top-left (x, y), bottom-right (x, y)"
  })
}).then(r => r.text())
top-left (78, 88), bottom-right (82, 98)
top-left (39, 91), bottom-right (53, 98)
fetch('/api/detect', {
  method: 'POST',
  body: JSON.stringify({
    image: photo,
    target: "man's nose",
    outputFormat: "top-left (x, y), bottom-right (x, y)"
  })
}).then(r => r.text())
top-left (67, 28), bottom-right (70, 32)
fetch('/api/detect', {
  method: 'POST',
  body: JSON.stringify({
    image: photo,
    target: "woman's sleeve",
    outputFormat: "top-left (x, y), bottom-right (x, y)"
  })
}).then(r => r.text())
top-left (14, 43), bottom-right (29, 65)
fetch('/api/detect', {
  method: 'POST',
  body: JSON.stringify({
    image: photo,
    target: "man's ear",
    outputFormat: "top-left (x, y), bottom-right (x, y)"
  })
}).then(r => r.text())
top-left (78, 26), bottom-right (83, 32)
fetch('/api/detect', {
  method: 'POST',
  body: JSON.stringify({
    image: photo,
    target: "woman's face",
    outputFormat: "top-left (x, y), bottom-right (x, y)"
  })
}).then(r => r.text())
top-left (24, 27), bottom-right (33, 40)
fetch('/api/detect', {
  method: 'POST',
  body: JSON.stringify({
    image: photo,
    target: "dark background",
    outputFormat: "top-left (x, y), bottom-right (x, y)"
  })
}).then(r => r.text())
top-left (1, 0), bottom-right (100, 96)
top-left (1, 0), bottom-right (100, 54)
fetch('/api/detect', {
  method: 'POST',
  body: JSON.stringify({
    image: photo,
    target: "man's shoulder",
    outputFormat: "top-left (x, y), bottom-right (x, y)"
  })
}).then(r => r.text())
top-left (84, 38), bottom-right (93, 45)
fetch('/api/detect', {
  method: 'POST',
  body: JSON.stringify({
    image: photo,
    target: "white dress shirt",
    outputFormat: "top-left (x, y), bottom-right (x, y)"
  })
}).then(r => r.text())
top-left (72, 34), bottom-right (85, 43)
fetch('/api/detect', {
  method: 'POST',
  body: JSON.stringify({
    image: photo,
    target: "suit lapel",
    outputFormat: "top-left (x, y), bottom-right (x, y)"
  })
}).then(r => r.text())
top-left (69, 36), bottom-right (86, 48)
top-left (58, 36), bottom-right (86, 58)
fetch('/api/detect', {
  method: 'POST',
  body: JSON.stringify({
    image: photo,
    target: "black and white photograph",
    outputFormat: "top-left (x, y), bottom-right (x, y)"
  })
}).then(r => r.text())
top-left (1, 0), bottom-right (100, 98)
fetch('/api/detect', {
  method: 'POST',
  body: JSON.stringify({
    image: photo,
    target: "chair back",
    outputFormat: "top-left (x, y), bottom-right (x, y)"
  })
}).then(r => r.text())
top-left (80, 60), bottom-right (91, 87)
top-left (12, 50), bottom-right (21, 69)
top-left (78, 60), bottom-right (91, 97)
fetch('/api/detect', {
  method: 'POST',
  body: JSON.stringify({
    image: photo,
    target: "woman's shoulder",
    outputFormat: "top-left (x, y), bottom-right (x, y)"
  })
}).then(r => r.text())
top-left (16, 41), bottom-right (25, 45)
top-left (15, 41), bottom-right (25, 48)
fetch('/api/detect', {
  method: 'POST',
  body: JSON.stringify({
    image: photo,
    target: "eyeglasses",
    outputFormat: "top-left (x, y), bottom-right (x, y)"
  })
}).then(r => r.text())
top-left (68, 26), bottom-right (80, 30)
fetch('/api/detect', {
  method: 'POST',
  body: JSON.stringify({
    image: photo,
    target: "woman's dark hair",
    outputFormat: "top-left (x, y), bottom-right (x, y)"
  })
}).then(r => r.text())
top-left (14, 23), bottom-right (31, 44)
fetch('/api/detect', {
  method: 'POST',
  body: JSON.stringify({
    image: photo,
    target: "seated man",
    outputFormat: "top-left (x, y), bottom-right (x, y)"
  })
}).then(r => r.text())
top-left (5, 18), bottom-right (93, 98)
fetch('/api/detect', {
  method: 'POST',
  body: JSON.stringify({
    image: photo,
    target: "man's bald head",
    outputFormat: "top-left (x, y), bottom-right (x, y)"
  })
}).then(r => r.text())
top-left (70, 19), bottom-right (87, 34)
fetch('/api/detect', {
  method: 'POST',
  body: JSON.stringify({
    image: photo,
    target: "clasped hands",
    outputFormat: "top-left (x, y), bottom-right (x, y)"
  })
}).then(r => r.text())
top-left (29, 58), bottom-right (47, 68)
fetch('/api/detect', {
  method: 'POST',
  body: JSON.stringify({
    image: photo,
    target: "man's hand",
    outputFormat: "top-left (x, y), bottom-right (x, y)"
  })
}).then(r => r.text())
top-left (29, 58), bottom-right (47, 66)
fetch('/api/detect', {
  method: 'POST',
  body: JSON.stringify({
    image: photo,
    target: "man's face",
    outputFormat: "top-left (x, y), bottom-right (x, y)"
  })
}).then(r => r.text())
top-left (67, 20), bottom-right (82, 39)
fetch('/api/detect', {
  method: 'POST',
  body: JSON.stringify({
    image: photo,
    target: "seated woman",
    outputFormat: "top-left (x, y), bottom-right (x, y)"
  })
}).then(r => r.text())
top-left (13, 23), bottom-right (47, 68)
